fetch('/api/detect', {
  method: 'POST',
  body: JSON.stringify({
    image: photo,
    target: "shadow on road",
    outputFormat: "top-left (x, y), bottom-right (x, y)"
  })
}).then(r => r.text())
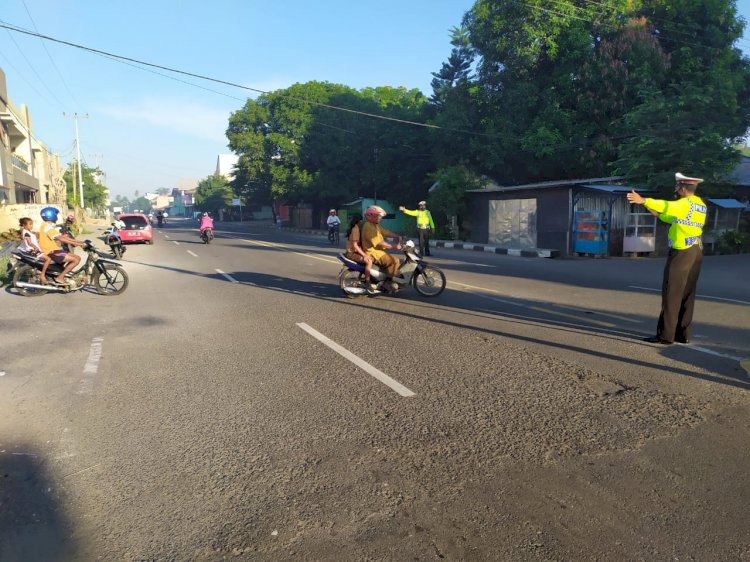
top-left (0, 446), bottom-right (75, 560)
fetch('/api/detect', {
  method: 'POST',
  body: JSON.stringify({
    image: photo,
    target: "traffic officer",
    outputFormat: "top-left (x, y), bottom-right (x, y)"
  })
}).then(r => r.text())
top-left (627, 172), bottom-right (707, 344)
top-left (399, 200), bottom-right (435, 256)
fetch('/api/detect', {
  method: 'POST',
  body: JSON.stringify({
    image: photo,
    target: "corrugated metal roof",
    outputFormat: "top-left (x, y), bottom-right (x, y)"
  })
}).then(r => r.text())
top-left (707, 198), bottom-right (747, 209)
top-left (466, 176), bottom-right (626, 193)
top-left (580, 184), bottom-right (653, 193)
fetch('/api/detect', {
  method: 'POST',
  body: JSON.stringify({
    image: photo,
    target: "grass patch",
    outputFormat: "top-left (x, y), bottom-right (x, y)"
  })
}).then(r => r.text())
top-left (0, 256), bottom-right (12, 288)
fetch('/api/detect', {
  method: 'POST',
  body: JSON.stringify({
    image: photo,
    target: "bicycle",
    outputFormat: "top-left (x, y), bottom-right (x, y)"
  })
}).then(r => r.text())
top-left (328, 225), bottom-right (340, 245)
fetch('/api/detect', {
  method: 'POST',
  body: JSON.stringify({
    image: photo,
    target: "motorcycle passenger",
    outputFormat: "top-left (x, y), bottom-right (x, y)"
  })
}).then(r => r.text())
top-left (327, 209), bottom-right (341, 241)
top-left (344, 214), bottom-right (373, 285)
top-left (199, 212), bottom-right (214, 237)
top-left (19, 217), bottom-right (52, 283)
top-left (361, 205), bottom-right (401, 291)
top-left (37, 207), bottom-right (84, 285)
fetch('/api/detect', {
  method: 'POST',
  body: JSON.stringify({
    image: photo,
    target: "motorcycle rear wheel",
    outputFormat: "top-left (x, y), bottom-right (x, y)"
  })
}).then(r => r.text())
top-left (338, 268), bottom-right (367, 298)
top-left (94, 264), bottom-right (129, 295)
top-left (412, 265), bottom-right (446, 297)
top-left (13, 265), bottom-right (49, 297)
top-left (111, 245), bottom-right (123, 259)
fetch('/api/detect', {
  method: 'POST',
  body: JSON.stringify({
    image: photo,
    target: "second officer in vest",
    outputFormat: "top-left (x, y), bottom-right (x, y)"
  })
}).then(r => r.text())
top-left (627, 172), bottom-right (707, 345)
top-left (399, 200), bottom-right (435, 256)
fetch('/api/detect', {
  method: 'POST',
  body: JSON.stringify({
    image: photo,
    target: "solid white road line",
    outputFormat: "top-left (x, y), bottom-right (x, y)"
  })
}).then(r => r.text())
top-left (628, 285), bottom-right (750, 305)
top-left (187, 250), bottom-right (198, 257)
top-left (78, 337), bottom-right (103, 395)
top-left (296, 323), bottom-right (416, 397)
top-left (215, 268), bottom-right (239, 283)
top-left (683, 345), bottom-right (742, 362)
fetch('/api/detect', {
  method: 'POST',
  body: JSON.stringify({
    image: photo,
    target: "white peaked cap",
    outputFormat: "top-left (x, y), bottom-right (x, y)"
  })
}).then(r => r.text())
top-left (675, 172), bottom-right (704, 183)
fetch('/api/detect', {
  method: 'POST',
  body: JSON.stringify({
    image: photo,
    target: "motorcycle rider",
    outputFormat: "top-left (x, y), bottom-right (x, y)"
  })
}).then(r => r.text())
top-left (37, 207), bottom-right (84, 285)
top-left (157, 210), bottom-right (164, 226)
top-left (361, 205), bottom-right (401, 291)
top-left (199, 212), bottom-right (214, 239)
top-left (59, 214), bottom-right (77, 252)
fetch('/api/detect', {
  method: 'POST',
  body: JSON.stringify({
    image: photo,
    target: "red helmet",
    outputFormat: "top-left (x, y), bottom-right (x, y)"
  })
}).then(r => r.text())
top-left (364, 205), bottom-right (386, 222)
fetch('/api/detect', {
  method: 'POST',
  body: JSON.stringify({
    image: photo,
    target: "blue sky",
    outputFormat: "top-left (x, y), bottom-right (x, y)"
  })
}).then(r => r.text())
top-left (0, 0), bottom-right (475, 199)
top-left (1, 0), bottom-right (749, 201)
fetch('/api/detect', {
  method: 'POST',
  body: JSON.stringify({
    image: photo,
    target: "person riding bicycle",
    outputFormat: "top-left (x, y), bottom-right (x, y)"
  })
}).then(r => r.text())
top-left (326, 209), bottom-right (341, 242)
top-left (360, 205), bottom-right (401, 291)
top-left (199, 212), bottom-right (214, 237)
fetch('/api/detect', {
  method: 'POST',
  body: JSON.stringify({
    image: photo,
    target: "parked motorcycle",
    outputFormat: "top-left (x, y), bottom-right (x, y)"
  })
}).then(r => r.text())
top-left (9, 240), bottom-right (129, 297)
top-left (337, 240), bottom-right (446, 297)
top-left (103, 222), bottom-right (126, 259)
top-left (201, 228), bottom-right (214, 244)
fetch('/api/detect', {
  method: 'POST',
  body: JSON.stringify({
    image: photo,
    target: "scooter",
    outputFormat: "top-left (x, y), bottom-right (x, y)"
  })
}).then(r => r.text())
top-left (103, 223), bottom-right (126, 259)
top-left (9, 240), bottom-right (129, 297)
top-left (337, 240), bottom-right (446, 297)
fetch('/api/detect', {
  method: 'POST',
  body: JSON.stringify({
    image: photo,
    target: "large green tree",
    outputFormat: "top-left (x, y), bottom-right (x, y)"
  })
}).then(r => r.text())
top-left (439, 0), bottom-right (750, 193)
top-left (63, 161), bottom-right (108, 209)
top-left (194, 174), bottom-right (233, 215)
top-left (227, 81), bottom-right (435, 208)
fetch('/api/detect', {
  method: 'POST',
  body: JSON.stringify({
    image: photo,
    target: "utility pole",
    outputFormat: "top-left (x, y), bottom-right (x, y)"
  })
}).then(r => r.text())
top-left (64, 112), bottom-right (89, 208)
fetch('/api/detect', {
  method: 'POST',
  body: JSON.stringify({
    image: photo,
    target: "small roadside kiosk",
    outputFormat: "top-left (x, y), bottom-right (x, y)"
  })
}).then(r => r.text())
top-left (467, 177), bottom-right (655, 257)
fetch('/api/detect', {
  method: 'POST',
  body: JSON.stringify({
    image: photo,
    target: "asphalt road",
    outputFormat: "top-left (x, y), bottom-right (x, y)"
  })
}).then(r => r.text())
top-left (1, 218), bottom-right (748, 561)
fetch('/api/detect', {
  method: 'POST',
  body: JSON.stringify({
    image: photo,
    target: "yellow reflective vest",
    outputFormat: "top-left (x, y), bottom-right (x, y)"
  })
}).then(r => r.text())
top-left (644, 194), bottom-right (707, 250)
top-left (402, 208), bottom-right (434, 229)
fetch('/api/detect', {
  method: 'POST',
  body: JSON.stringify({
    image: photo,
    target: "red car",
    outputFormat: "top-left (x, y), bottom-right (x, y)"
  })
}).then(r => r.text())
top-left (116, 213), bottom-right (154, 244)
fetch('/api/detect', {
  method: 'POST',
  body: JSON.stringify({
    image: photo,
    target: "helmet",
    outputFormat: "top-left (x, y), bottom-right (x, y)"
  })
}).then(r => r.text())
top-left (329, 209), bottom-right (336, 213)
top-left (203, 212), bottom-right (208, 216)
top-left (40, 207), bottom-right (59, 222)
top-left (364, 205), bottom-right (386, 222)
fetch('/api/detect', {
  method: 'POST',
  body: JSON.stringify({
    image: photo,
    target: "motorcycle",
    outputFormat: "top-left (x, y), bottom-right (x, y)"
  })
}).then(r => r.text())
top-left (9, 240), bottom-right (129, 297)
top-left (337, 239), bottom-right (446, 297)
top-left (201, 228), bottom-right (214, 244)
top-left (157, 215), bottom-right (165, 227)
top-left (103, 223), bottom-right (126, 259)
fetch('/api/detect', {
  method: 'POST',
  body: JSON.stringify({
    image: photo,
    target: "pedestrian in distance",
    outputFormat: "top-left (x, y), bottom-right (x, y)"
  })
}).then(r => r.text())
top-left (399, 200), bottom-right (434, 256)
top-left (626, 172), bottom-right (708, 345)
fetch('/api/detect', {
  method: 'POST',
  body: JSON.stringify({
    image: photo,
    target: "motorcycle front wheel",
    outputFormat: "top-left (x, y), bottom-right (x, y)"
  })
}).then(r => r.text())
top-left (94, 264), bottom-right (129, 295)
top-left (412, 265), bottom-right (446, 297)
top-left (338, 268), bottom-right (367, 298)
top-left (13, 265), bottom-right (49, 297)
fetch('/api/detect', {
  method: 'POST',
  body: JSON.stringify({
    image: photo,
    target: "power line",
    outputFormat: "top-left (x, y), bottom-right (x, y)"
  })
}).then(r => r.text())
top-left (1, 24), bottom-right (65, 109)
top-left (20, 0), bottom-right (82, 107)
top-left (0, 20), bottom-right (503, 139)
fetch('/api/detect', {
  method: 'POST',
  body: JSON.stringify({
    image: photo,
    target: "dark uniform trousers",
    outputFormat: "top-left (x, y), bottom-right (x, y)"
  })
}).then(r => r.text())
top-left (657, 244), bottom-right (703, 342)
top-left (417, 228), bottom-right (431, 256)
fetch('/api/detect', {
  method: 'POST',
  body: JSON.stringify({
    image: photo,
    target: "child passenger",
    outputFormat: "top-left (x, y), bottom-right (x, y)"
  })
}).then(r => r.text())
top-left (19, 217), bottom-right (52, 284)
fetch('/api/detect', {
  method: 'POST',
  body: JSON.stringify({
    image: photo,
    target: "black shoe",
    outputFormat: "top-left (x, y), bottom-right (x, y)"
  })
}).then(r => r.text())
top-left (644, 335), bottom-right (673, 345)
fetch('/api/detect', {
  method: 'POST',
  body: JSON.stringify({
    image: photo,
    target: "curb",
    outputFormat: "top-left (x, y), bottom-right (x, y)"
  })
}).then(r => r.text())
top-left (215, 222), bottom-right (559, 259)
top-left (434, 241), bottom-right (559, 258)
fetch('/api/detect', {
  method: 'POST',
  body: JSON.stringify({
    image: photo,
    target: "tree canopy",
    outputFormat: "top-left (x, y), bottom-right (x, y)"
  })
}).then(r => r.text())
top-left (63, 161), bottom-right (109, 210)
top-left (224, 0), bottom-right (750, 219)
